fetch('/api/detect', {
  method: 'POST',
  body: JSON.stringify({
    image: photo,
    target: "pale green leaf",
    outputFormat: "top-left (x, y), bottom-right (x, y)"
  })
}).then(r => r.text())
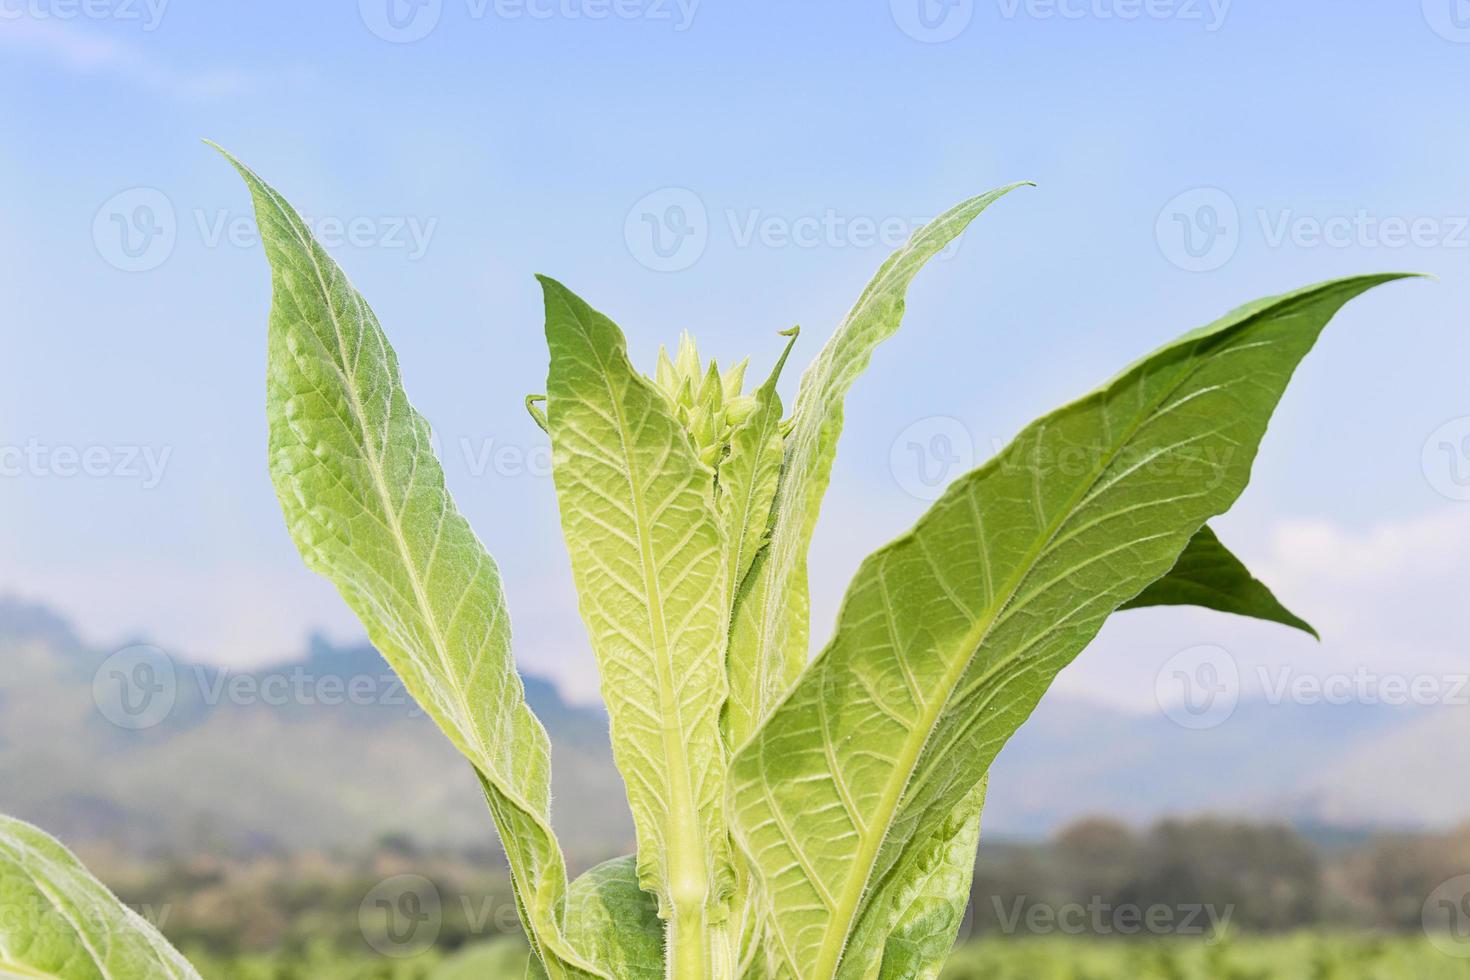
top-left (720, 329), bottom-right (799, 748)
top-left (1123, 524), bottom-right (1317, 637)
top-left (218, 150), bottom-right (602, 979)
top-left (540, 277), bottom-right (732, 920)
top-left (729, 184), bottom-right (1032, 737)
top-left (559, 857), bottom-right (665, 980)
top-left (0, 814), bottom-right (200, 980)
top-left (874, 522), bottom-right (1315, 978)
top-left (731, 274), bottom-right (1412, 978)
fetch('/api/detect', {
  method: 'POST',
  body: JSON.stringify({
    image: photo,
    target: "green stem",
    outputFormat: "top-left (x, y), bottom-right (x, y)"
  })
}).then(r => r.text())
top-left (667, 902), bottom-right (709, 980)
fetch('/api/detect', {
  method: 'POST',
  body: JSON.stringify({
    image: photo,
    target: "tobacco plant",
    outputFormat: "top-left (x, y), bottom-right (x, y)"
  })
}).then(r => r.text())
top-left (0, 150), bottom-right (1412, 980)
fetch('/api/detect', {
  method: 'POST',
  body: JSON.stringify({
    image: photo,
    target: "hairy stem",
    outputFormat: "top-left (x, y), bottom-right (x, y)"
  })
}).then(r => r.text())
top-left (667, 902), bottom-right (709, 980)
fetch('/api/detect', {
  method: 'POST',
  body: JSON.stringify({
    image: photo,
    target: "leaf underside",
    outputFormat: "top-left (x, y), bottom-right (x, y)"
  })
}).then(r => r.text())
top-left (0, 815), bottom-right (201, 980)
top-left (218, 150), bottom-right (608, 978)
top-left (219, 146), bottom-right (1402, 980)
top-left (541, 276), bottom-right (733, 917)
top-left (726, 184), bottom-right (1034, 749)
top-left (732, 274), bottom-right (1410, 979)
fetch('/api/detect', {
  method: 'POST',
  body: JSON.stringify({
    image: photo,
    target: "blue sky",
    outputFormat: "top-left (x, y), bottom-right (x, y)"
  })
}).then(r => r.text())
top-left (2, 1), bottom-right (1468, 711)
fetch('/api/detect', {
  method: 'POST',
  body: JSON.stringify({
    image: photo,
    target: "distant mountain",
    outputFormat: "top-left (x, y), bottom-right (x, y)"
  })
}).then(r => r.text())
top-left (2, 598), bottom-right (1465, 863)
top-left (0, 597), bottom-right (631, 863)
top-left (982, 695), bottom-right (1432, 836)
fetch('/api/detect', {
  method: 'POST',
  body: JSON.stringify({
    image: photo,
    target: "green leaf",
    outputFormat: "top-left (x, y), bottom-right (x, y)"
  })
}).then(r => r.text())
top-left (875, 524), bottom-right (1312, 979)
top-left (720, 329), bottom-right (799, 748)
top-left (728, 184), bottom-right (1031, 738)
top-left (731, 274), bottom-right (1412, 979)
top-left (217, 149), bottom-right (601, 979)
top-left (876, 780), bottom-right (986, 980)
top-left (540, 278), bottom-right (732, 926)
top-left (559, 857), bottom-right (666, 980)
top-left (0, 814), bottom-right (200, 980)
top-left (1123, 524), bottom-right (1317, 638)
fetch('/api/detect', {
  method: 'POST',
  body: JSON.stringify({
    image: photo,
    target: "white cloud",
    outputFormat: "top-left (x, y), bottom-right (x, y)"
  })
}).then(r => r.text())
top-left (0, 17), bottom-right (307, 101)
top-left (1050, 505), bottom-right (1470, 713)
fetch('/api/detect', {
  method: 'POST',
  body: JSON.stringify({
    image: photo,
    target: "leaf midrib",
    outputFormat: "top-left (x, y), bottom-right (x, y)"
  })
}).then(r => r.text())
top-left (258, 177), bottom-right (493, 785)
top-left (750, 192), bottom-right (1011, 728)
top-left (809, 341), bottom-right (1213, 978)
top-left (560, 294), bottom-right (711, 915)
top-left (247, 173), bottom-right (603, 980)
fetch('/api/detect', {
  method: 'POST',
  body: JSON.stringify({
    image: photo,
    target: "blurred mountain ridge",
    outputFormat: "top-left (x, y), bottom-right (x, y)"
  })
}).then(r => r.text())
top-left (2, 597), bottom-right (1467, 862)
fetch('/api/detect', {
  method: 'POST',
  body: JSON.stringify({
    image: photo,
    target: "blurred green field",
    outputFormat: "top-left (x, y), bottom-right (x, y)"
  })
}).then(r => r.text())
top-left (941, 935), bottom-right (1470, 979)
top-left (184, 935), bottom-right (1470, 979)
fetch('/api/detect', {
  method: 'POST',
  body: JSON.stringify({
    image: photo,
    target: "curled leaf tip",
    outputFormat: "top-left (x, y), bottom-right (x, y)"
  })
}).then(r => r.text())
top-left (525, 394), bottom-right (549, 434)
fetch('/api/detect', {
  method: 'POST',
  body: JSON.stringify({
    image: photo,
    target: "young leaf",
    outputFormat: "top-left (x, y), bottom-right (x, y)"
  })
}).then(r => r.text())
top-left (719, 329), bottom-right (799, 747)
top-left (540, 278), bottom-right (732, 948)
top-left (728, 184), bottom-right (1031, 736)
top-left (217, 150), bottom-right (601, 979)
top-left (731, 274), bottom-right (1413, 978)
top-left (719, 328), bottom-right (799, 608)
top-left (1122, 524), bottom-right (1317, 637)
top-left (0, 814), bottom-right (201, 980)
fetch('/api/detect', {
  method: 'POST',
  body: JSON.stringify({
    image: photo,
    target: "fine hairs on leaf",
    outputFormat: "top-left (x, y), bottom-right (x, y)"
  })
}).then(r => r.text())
top-left (0, 147), bottom-right (1415, 980)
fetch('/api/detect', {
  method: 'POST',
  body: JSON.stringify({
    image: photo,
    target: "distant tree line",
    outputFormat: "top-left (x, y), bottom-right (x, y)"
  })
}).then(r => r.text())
top-left (965, 816), bottom-right (1470, 941)
top-left (94, 817), bottom-right (1470, 957)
